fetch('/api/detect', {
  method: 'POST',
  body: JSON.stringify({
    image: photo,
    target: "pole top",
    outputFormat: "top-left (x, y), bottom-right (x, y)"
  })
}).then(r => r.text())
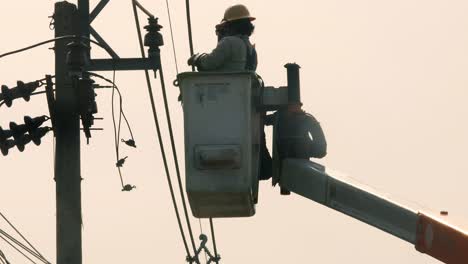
top-left (284, 63), bottom-right (301, 69)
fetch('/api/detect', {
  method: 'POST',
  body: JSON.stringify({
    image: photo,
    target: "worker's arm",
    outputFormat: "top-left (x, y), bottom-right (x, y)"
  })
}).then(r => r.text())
top-left (197, 37), bottom-right (233, 71)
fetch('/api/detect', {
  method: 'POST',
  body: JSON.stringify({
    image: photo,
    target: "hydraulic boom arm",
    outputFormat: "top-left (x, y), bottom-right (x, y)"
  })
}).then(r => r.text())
top-left (280, 158), bottom-right (468, 264)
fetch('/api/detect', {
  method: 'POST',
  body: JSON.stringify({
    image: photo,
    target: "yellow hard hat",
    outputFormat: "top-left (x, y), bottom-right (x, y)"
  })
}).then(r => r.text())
top-left (223, 4), bottom-right (255, 22)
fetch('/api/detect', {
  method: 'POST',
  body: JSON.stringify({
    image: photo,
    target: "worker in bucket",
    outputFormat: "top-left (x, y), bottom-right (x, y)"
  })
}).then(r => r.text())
top-left (188, 4), bottom-right (257, 71)
top-left (187, 5), bottom-right (272, 180)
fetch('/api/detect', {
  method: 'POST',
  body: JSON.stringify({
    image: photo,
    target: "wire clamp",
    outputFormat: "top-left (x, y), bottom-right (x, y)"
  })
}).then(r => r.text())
top-left (116, 156), bottom-right (128, 167)
top-left (122, 139), bottom-right (136, 148)
top-left (186, 234), bottom-right (221, 264)
top-left (122, 184), bottom-right (136, 192)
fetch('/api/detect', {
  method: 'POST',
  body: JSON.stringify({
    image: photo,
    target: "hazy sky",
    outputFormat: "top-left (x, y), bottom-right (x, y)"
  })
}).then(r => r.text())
top-left (1, 1), bottom-right (468, 263)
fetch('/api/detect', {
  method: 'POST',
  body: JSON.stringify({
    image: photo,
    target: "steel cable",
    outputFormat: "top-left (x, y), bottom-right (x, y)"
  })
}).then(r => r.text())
top-left (87, 72), bottom-right (135, 189)
top-left (183, 0), bottom-right (219, 261)
top-left (0, 234), bottom-right (36, 264)
top-left (0, 250), bottom-right (8, 264)
top-left (0, 36), bottom-right (112, 60)
top-left (131, 1), bottom-right (198, 262)
top-left (0, 230), bottom-right (42, 261)
top-left (184, 0), bottom-right (195, 72)
top-left (111, 70), bottom-right (125, 188)
top-left (163, 0), bottom-right (210, 261)
top-left (158, 65), bottom-right (202, 263)
top-left (0, 212), bottom-right (44, 259)
top-left (164, 0), bottom-right (180, 74)
top-left (209, 218), bottom-right (219, 263)
top-left (0, 230), bottom-right (49, 264)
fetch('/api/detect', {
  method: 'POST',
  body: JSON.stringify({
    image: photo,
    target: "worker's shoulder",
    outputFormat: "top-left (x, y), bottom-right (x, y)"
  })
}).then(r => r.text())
top-left (221, 36), bottom-right (246, 46)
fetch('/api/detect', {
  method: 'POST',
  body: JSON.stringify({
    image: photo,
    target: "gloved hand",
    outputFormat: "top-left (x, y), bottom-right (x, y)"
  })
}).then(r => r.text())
top-left (187, 53), bottom-right (206, 67)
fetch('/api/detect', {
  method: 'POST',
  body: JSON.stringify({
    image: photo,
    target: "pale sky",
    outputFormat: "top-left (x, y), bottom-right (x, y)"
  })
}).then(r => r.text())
top-left (1, 0), bottom-right (468, 263)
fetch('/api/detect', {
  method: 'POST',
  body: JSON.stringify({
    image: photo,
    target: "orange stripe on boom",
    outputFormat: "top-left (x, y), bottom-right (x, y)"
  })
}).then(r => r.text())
top-left (415, 212), bottom-right (468, 264)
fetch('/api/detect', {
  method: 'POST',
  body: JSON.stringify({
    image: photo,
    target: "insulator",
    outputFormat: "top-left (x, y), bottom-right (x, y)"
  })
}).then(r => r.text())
top-left (30, 127), bottom-right (52, 146)
top-left (0, 126), bottom-right (12, 142)
top-left (0, 139), bottom-right (15, 156)
top-left (24, 115), bottom-right (49, 133)
top-left (14, 134), bottom-right (31, 152)
top-left (144, 17), bottom-right (164, 48)
top-left (0, 81), bottom-right (39, 107)
top-left (9, 122), bottom-right (28, 141)
top-left (16, 81), bottom-right (38, 102)
top-left (1, 85), bottom-right (13, 107)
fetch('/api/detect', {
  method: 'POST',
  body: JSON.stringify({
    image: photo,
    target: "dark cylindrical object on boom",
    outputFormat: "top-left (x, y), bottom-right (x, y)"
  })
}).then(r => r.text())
top-left (285, 63), bottom-right (301, 104)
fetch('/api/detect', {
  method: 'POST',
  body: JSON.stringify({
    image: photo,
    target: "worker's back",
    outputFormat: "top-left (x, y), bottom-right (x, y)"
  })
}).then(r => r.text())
top-left (197, 35), bottom-right (257, 72)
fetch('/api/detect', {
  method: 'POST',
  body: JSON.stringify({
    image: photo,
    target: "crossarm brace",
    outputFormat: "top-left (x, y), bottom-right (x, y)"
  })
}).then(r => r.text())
top-left (85, 57), bottom-right (160, 72)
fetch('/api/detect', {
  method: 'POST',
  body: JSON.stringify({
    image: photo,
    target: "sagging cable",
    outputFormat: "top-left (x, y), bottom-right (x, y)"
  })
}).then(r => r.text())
top-left (131, 1), bottom-right (199, 262)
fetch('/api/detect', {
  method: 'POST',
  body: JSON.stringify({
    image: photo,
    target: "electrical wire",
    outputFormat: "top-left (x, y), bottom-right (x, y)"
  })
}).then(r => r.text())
top-left (182, 0), bottom-right (219, 259)
top-left (155, 6), bottom-right (203, 261)
top-left (164, 0), bottom-right (180, 74)
top-left (0, 234), bottom-right (37, 264)
top-left (0, 36), bottom-right (111, 60)
top-left (131, 1), bottom-right (198, 262)
top-left (87, 71), bottom-right (135, 189)
top-left (0, 212), bottom-right (44, 259)
top-left (0, 230), bottom-right (49, 264)
top-left (111, 70), bottom-right (125, 188)
top-left (161, 1), bottom-right (214, 262)
top-left (0, 75), bottom-right (56, 109)
top-left (88, 72), bottom-right (135, 143)
top-left (0, 230), bottom-right (43, 261)
top-left (184, 0), bottom-right (195, 73)
top-left (133, 0), bottom-right (154, 18)
top-left (209, 218), bottom-right (219, 264)
top-left (0, 250), bottom-right (8, 264)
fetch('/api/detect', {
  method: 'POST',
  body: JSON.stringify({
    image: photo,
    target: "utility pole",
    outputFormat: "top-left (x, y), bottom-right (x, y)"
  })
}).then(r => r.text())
top-left (52, 1), bottom-right (161, 263)
top-left (54, 2), bottom-right (82, 264)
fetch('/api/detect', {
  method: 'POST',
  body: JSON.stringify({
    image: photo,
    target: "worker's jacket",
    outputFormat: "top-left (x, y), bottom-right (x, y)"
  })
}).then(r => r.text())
top-left (197, 35), bottom-right (257, 71)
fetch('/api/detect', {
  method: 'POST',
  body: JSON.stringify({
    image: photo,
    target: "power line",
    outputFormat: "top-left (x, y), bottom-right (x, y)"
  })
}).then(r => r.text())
top-left (88, 72), bottom-right (136, 189)
top-left (0, 234), bottom-right (37, 264)
top-left (164, 0), bottom-right (180, 75)
top-left (0, 229), bottom-right (50, 264)
top-left (0, 230), bottom-right (44, 262)
top-left (209, 218), bottom-right (219, 264)
top-left (0, 212), bottom-right (44, 259)
top-left (111, 70), bottom-right (125, 188)
top-left (0, 250), bottom-right (9, 264)
top-left (131, 1), bottom-right (197, 262)
top-left (184, 0), bottom-right (195, 58)
top-left (181, 0), bottom-right (219, 259)
top-left (88, 72), bottom-right (135, 144)
top-left (0, 36), bottom-right (111, 60)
